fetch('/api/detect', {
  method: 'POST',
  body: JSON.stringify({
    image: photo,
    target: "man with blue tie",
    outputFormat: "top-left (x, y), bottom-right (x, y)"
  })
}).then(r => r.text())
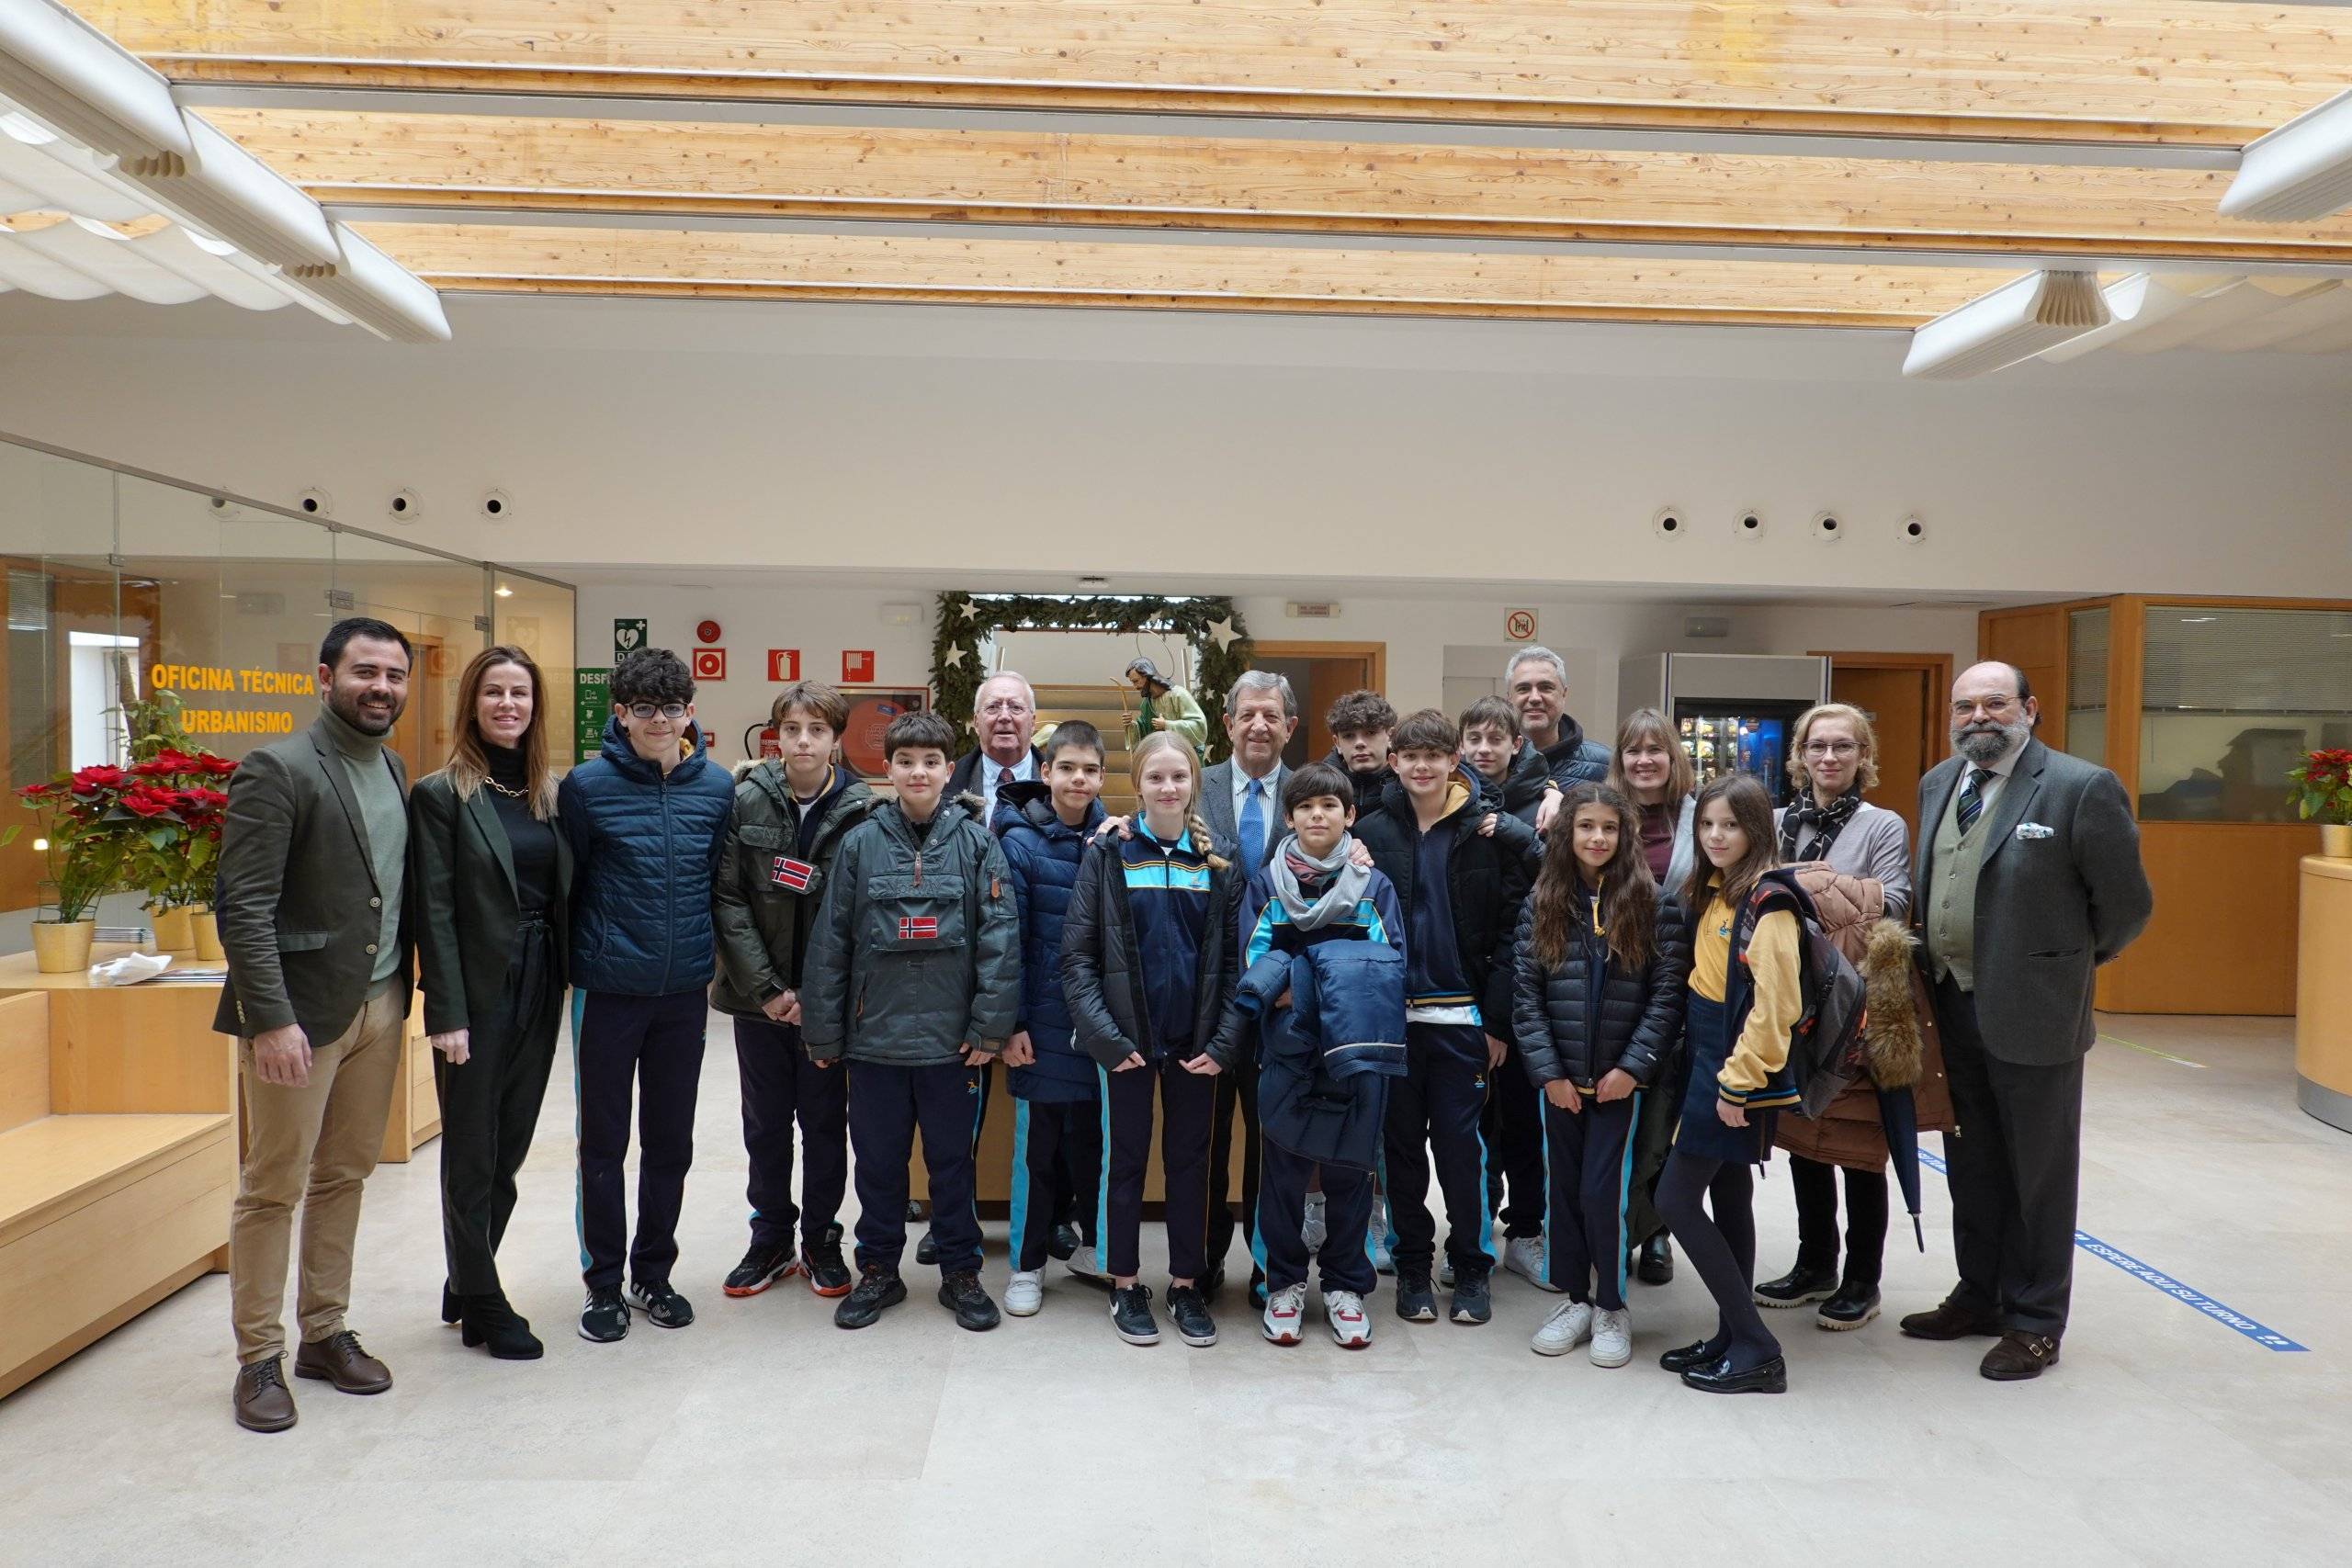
top-left (1902, 661), bottom-right (2151, 1382)
top-left (1198, 671), bottom-right (1298, 1302)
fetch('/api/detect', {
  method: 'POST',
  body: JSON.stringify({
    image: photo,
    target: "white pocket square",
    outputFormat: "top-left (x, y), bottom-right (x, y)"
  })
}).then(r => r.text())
top-left (2017, 822), bottom-right (2055, 840)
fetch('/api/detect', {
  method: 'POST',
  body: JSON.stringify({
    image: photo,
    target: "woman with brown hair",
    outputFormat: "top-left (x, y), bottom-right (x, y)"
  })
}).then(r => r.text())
top-left (409, 645), bottom-right (571, 1359)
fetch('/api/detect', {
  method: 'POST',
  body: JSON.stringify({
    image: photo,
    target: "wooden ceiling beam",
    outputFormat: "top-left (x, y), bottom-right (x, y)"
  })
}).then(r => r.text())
top-left (208, 107), bottom-right (2352, 265)
top-left (82, 1), bottom-right (2352, 147)
top-left (354, 220), bottom-right (2022, 325)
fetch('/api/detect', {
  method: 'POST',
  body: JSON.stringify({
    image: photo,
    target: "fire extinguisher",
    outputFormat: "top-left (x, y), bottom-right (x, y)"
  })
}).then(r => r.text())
top-left (745, 722), bottom-right (781, 760)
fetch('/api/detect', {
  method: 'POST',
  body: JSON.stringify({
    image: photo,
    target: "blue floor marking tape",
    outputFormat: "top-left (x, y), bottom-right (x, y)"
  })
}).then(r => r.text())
top-left (1916, 1147), bottom-right (2308, 1352)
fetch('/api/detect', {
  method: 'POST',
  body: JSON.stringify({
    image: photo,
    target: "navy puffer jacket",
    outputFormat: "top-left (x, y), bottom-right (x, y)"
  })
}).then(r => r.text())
top-left (992, 781), bottom-right (1103, 1103)
top-left (559, 716), bottom-right (736, 996)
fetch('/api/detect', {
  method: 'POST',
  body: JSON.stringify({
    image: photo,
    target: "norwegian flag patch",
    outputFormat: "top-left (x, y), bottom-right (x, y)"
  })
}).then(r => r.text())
top-left (770, 855), bottom-right (817, 892)
top-left (897, 916), bottom-right (940, 942)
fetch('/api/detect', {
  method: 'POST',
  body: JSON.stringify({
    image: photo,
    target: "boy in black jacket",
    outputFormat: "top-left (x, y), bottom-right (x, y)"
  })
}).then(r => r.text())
top-left (1325, 689), bottom-right (1397, 819)
top-left (1353, 709), bottom-right (1532, 1327)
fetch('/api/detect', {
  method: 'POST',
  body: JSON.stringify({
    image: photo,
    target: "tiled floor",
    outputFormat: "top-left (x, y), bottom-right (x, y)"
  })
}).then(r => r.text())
top-left (4, 1011), bottom-right (2346, 1565)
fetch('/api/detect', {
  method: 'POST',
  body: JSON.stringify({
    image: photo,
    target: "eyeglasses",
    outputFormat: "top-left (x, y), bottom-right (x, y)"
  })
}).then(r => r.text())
top-left (625, 702), bottom-right (687, 721)
top-left (1951, 697), bottom-right (2018, 720)
top-left (1802, 740), bottom-right (1859, 759)
top-left (978, 698), bottom-right (1031, 717)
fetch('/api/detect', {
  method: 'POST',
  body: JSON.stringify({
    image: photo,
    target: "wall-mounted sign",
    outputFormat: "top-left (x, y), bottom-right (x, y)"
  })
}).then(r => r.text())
top-left (696, 619), bottom-right (722, 645)
top-left (692, 648), bottom-right (728, 682)
top-left (838, 686), bottom-right (931, 779)
top-left (575, 666), bottom-right (611, 762)
top-left (842, 649), bottom-right (875, 682)
top-left (613, 617), bottom-right (647, 660)
top-left (1504, 609), bottom-right (1538, 642)
top-left (767, 649), bottom-right (800, 682)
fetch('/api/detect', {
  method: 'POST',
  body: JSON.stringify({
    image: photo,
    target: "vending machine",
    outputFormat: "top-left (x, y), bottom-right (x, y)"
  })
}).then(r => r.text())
top-left (1616, 654), bottom-right (1831, 809)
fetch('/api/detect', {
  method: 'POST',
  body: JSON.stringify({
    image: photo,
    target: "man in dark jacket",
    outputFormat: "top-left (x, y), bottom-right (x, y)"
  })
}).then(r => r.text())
top-left (560, 647), bottom-right (736, 1344)
top-left (993, 721), bottom-right (1112, 1313)
top-left (216, 617), bottom-right (415, 1433)
top-left (1354, 710), bottom-right (1533, 1329)
top-left (802, 709), bottom-right (1020, 1334)
top-left (1508, 645), bottom-right (1611, 795)
top-left (712, 681), bottom-right (875, 1302)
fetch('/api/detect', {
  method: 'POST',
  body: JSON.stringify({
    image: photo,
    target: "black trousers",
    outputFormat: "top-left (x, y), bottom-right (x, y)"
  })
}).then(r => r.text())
top-left (1204, 1058), bottom-right (1262, 1288)
top-left (850, 1059), bottom-right (984, 1275)
top-left (1542, 1090), bottom-right (1641, 1311)
top-left (1382, 1026), bottom-right (1495, 1277)
top-left (1098, 1058), bottom-right (1216, 1283)
top-left (576, 987), bottom-right (707, 1292)
top-left (1260, 1143), bottom-right (1375, 1295)
top-left (435, 917), bottom-right (562, 1297)
top-left (1011, 1097), bottom-right (1102, 1272)
top-left (967, 1063), bottom-right (1087, 1231)
top-left (1935, 978), bottom-right (2085, 1339)
top-left (1485, 1039), bottom-right (1547, 1239)
top-left (734, 1015), bottom-right (849, 1250)
top-left (1790, 1154), bottom-right (1889, 1289)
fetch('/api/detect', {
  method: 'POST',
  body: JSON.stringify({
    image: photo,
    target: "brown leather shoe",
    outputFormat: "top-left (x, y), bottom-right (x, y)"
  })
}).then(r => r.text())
top-left (233, 1355), bottom-right (298, 1432)
top-left (1897, 1300), bottom-right (2002, 1341)
top-left (294, 1329), bottom-right (392, 1394)
top-left (1980, 1330), bottom-right (2062, 1381)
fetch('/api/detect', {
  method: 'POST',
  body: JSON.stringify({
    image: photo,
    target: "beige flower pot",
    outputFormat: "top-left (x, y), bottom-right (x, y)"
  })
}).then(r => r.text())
top-left (2323, 823), bottom-right (2352, 860)
top-left (150, 903), bottom-right (196, 952)
top-left (32, 918), bottom-right (96, 974)
top-left (191, 908), bottom-right (224, 964)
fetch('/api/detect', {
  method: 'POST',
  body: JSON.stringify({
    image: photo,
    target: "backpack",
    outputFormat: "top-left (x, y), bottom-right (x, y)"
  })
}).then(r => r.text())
top-left (1744, 871), bottom-right (1869, 1119)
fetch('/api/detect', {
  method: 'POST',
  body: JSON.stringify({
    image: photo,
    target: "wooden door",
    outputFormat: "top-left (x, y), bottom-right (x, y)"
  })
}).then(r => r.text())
top-left (1250, 641), bottom-right (1388, 769)
top-left (1817, 651), bottom-right (1952, 846)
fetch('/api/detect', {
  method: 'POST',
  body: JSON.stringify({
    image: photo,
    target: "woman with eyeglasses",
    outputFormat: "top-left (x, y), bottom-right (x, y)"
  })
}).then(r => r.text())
top-left (1752, 702), bottom-right (1949, 1331)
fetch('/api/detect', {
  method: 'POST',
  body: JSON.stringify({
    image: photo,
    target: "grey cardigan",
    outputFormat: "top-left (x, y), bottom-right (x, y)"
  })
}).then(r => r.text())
top-left (1772, 798), bottom-right (1913, 923)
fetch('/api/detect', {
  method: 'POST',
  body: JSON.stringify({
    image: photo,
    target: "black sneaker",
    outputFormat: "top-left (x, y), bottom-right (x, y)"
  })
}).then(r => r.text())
top-left (722, 1241), bottom-right (795, 1298)
top-left (1449, 1266), bottom-right (1493, 1325)
top-left (1109, 1283), bottom-right (1160, 1345)
top-left (1048, 1221), bottom-right (1080, 1262)
top-left (801, 1233), bottom-right (854, 1298)
top-left (1817, 1281), bottom-right (1882, 1331)
top-left (938, 1270), bottom-right (1001, 1332)
top-left (825, 1220), bottom-right (846, 1246)
top-left (1394, 1269), bottom-right (1437, 1323)
top-left (835, 1266), bottom-right (908, 1329)
top-left (579, 1287), bottom-right (629, 1343)
top-left (628, 1280), bottom-right (695, 1329)
top-left (915, 1230), bottom-right (939, 1267)
top-left (1754, 1262), bottom-right (1838, 1308)
top-left (1637, 1234), bottom-right (1675, 1286)
top-left (1165, 1284), bottom-right (1217, 1348)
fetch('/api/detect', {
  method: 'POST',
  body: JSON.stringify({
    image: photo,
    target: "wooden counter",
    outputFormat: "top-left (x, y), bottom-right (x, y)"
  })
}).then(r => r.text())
top-left (2295, 856), bottom-right (2352, 1134)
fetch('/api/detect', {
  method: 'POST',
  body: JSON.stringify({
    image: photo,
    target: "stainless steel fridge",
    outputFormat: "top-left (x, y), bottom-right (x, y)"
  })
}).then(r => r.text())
top-left (1617, 653), bottom-right (1832, 809)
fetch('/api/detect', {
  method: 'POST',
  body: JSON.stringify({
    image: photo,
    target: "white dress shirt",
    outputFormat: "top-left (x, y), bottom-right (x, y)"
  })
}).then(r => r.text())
top-left (979, 750), bottom-right (1036, 829)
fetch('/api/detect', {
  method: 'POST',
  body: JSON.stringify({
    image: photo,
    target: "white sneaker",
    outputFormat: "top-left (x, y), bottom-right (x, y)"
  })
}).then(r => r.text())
top-left (1326, 1289), bottom-right (1373, 1349)
top-left (1301, 1194), bottom-right (1329, 1253)
top-left (1439, 1257), bottom-right (1455, 1288)
top-left (1504, 1235), bottom-right (1566, 1293)
top-left (1004, 1269), bottom-right (1043, 1317)
top-left (1589, 1306), bottom-right (1634, 1368)
top-left (1065, 1245), bottom-right (1107, 1283)
top-left (1531, 1300), bottom-right (1595, 1358)
top-left (1262, 1282), bottom-right (1306, 1345)
top-left (1369, 1218), bottom-right (1395, 1276)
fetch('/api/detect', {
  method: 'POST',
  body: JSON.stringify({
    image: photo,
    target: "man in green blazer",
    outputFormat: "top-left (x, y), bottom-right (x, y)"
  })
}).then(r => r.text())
top-left (214, 617), bottom-right (417, 1433)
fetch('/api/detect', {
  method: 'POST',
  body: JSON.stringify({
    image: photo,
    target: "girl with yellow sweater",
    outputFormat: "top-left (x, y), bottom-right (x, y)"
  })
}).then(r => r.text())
top-left (1657, 774), bottom-right (1802, 1394)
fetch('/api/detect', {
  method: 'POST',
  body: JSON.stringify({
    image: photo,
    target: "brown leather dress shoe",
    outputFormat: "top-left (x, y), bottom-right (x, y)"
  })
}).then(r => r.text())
top-left (1897, 1300), bottom-right (2003, 1341)
top-left (1980, 1330), bottom-right (2062, 1381)
top-left (233, 1355), bottom-right (298, 1432)
top-left (294, 1329), bottom-right (392, 1394)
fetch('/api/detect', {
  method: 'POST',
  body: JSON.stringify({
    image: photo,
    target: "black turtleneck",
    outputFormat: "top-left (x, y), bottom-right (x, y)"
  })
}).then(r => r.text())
top-left (485, 743), bottom-right (557, 916)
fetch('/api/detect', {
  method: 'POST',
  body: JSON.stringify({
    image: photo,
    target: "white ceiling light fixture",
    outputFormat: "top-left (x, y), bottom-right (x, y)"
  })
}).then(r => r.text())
top-left (0, 1), bottom-right (187, 167)
top-left (2220, 87), bottom-right (2352, 223)
top-left (2038, 272), bottom-right (2213, 362)
top-left (1900, 270), bottom-right (2109, 379)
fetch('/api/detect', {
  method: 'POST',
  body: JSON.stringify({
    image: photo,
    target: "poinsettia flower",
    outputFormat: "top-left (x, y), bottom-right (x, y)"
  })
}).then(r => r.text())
top-left (118, 785), bottom-right (182, 818)
top-left (16, 783), bottom-right (55, 802)
top-left (196, 754), bottom-right (239, 776)
top-left (70, 765), bottom-right (127, 791)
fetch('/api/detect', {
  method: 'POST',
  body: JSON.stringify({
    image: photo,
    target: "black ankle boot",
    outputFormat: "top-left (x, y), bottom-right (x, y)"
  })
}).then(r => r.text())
top-left (441, 1282), bottom-right (460, 1325)
top-left (458, 1292), bottom-right (545, 1360)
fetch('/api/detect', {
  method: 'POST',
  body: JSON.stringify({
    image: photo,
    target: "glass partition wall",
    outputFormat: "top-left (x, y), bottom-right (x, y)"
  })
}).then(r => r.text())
top-left (0, 434), bottom-right (573, 949)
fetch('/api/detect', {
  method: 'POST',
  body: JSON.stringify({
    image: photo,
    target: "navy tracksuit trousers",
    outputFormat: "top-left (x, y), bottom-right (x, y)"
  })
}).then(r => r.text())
top-left (576, 988), bottom-right (708, 1292)
top-left (1097, 1058), bottom-right (1216, 1283)
top-left (734, 1015), bottom-right (849, 1250)
top-left (1259, 1143), bottom-right (1377, 1295)
top-left (1383, 1024), bottom-right (1496, 1278)
top-left (849, 1060), bottom-right (984, 1276)
top-left (1542, 1089), bottom-right (1642, 1311)
top-left (1011, 1096), bottom-right (1102, 1272)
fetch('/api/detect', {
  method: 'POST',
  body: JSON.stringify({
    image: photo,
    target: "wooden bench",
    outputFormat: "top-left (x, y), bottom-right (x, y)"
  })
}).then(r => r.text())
top-left (0, 984), bottom-right (237, 1401)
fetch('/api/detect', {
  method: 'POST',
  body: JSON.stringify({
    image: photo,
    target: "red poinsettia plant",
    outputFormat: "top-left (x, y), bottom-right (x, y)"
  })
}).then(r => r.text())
top-left (119, 746), bottom-right (241, 910)
top-left (7, 764), bottom-right (141, 923)
top-left (2288, 748), bottom-right (2352, 826)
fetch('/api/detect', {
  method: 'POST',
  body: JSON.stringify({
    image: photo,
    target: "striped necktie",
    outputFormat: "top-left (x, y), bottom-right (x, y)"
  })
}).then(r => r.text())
top-left (1957, 767), bottom-right (1995, 835)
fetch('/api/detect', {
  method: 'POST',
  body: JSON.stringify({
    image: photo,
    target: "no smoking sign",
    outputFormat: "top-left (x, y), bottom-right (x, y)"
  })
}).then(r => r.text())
top-left (1504, 609), bottom-right (1537, 642)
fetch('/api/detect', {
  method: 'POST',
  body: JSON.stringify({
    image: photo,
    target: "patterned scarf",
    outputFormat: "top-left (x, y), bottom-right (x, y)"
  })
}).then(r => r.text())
top-left (1780, 786), bottom-right (1864, 862)
top-left (1270, 831), bottom-right (1370, 931)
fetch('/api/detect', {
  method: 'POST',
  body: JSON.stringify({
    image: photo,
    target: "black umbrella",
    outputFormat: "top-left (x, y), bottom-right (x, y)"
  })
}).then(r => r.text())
top-left (1877, 1084), bottom-right (1926, 1250)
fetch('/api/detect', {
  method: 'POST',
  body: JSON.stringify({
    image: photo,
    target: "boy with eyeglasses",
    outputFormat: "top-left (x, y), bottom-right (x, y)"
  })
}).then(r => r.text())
top-left (560, 647), bottom-right (737, 1344)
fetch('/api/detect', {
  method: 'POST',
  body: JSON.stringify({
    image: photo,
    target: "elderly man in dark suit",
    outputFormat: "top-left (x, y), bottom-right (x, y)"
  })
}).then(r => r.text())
top-left (1900, 660), bottom-right (2153, 1381)
top-left (214, 617), bottom-right (418, 1432)
top-left (944, 671), bottom-right (1045, 829)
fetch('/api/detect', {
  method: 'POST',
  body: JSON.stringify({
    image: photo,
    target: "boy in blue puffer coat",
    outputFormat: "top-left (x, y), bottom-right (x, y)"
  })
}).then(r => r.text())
top-left (559, 648), bottom-right (736, 1345)
top-left (991, 721), bottom-right (1111, 1316)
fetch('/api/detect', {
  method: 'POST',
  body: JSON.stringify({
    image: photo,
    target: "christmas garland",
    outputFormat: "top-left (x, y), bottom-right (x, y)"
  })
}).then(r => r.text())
top-left (933, 592), bottom-right (1254, 762)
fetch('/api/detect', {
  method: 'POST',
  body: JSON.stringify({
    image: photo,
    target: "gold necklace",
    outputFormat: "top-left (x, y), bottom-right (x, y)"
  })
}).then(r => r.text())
top-left (484, 775), bottom-right (527, 800)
